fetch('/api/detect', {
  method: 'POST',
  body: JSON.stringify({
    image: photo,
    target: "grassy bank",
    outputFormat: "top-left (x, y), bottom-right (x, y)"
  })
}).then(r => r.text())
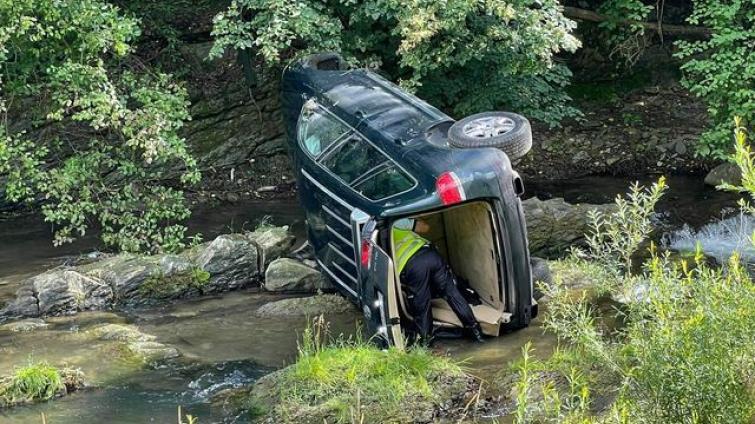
top-left (249, 318), bottom-right (475, 423)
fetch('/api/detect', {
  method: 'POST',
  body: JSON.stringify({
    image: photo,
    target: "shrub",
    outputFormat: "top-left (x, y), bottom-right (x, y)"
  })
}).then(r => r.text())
top-left (675, 2), bottom-right (755, 158)
top-left (575, 177), bottom-right (667, 277)
top-left (515, 176), bottom-right (755, 422)
top-left (210, 0), bottom-right (582, 126)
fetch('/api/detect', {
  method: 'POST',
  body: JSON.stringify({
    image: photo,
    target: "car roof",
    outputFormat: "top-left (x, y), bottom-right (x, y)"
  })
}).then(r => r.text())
top-left (311, 69), bottom-right (451, 144)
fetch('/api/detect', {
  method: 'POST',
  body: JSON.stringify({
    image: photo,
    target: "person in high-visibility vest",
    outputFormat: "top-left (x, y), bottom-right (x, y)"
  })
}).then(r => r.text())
top-left (393, 218), bottom-right (484, 343)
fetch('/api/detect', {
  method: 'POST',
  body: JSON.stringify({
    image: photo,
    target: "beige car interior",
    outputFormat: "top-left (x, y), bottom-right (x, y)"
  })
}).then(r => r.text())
top-left (391, 201), bottom-right (511, 336)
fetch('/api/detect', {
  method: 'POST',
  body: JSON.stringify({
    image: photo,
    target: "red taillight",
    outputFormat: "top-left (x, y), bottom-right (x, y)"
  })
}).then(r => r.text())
top-left (436, 171), bottom-right (466, 205)
top-left (361, 239), bottom-right (372, 268)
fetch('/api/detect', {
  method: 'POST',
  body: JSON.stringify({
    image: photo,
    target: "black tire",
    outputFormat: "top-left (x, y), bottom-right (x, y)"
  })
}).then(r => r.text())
top-left (448, 111), bottom-right (532, 160)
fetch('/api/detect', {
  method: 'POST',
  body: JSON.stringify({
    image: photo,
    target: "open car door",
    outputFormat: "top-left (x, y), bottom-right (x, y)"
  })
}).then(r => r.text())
top-left (352, 210), bottom-right (404, 349)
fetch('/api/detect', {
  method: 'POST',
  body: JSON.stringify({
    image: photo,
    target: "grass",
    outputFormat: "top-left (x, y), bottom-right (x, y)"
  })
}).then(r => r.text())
top-left (0, 362), bottom-right (66, 408)
top-left (257, 317), bottom-right (466, 423)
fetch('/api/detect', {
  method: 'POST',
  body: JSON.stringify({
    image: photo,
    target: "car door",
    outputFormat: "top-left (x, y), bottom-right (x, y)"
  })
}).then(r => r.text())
top-left (357, 216), bottom-right (404, 348)
top-left (295, 100), bottom-right (362, 301)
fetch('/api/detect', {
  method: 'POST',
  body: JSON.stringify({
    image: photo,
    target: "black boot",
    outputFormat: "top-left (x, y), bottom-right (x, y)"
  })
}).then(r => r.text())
top-left (468, 324), bottom-right (485, 343)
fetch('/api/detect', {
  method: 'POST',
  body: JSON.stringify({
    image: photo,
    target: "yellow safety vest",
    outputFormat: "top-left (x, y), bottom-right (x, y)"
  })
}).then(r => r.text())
top-left (392, 228), bottom-right (429, 274)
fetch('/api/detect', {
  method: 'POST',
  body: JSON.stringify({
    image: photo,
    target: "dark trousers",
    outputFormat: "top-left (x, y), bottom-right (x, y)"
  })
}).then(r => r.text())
top-left (400, 247), bottom-right (477, 339)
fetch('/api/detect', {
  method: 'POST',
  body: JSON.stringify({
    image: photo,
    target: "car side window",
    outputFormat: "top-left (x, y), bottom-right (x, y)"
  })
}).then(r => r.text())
top-left (353, 164), bottom-right (414, 200)
top-left (298, 103), bottom-right (349, 158)
top-left (321, 134), bottom-right (386, 185)
top-left (322, 134), bottom-right (414, 200)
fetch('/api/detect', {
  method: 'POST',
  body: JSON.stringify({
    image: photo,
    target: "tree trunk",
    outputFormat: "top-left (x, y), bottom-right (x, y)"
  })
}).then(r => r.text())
top-left (563, 6), bottom-right (711, 38)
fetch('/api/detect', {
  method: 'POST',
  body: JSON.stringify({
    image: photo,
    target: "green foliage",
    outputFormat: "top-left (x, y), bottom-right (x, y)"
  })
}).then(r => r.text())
top-left (597, 0), bottom-right (654, 68)
top-left (719, 118), bottom-right (755, 205)
top-left (0, 362), bottom-right (65, 407)
top-left (576, 177), bottom-right (667, 275)
top-left (0, 0), bottom-right (199, 253)
top-left (266, 316), bottom-right (463, 423)
top-left (210, 0), bottom-right (582, 126)
top-left (515, 179), bottom-right (755, 423)
top-left (675, 1), bottom-right (755, 158)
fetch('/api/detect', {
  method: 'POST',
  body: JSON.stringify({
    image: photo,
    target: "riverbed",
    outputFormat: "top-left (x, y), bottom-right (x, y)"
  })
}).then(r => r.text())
top-left (0, 175), bottom-right (740, 423)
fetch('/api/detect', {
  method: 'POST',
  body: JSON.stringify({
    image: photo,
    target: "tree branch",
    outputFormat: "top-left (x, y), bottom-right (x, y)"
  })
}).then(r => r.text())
top-left (563, 6), bottom-right (711, 38)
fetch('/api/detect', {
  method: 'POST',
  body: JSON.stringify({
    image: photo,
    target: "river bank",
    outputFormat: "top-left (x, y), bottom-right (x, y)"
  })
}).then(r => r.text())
top-left (0, 174), bottom-right (743, 422)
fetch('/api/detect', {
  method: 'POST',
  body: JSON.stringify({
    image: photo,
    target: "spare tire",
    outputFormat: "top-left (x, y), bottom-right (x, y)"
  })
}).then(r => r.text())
top-left (448, 111), bottom-right (532, 160)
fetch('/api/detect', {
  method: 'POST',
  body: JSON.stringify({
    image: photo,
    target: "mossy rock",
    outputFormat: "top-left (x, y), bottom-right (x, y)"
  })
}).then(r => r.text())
top-left (0, 365), bottom-right (85, 409)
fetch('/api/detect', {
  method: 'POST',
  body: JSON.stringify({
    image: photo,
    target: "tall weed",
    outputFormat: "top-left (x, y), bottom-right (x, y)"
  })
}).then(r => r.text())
top-left (517, 169), bottom-right (755, 423)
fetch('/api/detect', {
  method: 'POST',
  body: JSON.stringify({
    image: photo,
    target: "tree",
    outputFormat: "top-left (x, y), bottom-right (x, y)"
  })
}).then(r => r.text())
top-left (0, 0), bottom-right (199, 253)
top-left (210, 0), bottom-right (582, 126)
top-left (675, 0), bottom-right (755, 158)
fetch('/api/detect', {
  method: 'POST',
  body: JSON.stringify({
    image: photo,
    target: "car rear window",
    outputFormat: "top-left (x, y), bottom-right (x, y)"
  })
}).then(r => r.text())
top-left (298, 106), bottom-right (349, 157)
top-left (321, 134), bottom-right (414, 200)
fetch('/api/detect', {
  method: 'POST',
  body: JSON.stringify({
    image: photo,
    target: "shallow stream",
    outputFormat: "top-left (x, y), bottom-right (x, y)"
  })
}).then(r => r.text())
top-left (0, 175), bottom-right (741, 423)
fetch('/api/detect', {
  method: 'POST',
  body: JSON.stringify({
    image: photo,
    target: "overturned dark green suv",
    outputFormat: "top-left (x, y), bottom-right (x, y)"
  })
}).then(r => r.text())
top-left (281, 53), bottom-right (537, 347)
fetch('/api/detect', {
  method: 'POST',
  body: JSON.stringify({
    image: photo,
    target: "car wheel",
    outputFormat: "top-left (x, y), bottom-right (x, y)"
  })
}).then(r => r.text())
top-left (448, 112), bottom-right (532, 160)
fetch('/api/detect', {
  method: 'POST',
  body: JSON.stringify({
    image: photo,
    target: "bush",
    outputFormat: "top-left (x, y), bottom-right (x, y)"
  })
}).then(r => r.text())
top-left (514, 176), bottom-right (755, 423)
top-left (675, 1), bottom-right (755, 158)
top-left (210, 0), bottom-right (582, 126)
top-left (0, 0), bottom-right (199, 253)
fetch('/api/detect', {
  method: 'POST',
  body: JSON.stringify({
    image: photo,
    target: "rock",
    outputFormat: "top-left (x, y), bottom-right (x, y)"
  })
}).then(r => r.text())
top-left (1, 230), bottom-right (293, 318)
top-left (704, 162), bottom-right (742, 187)
top-left (196, 233), bottom-right (260, 292)
top-left (531, 257), bottom-right (552, 286)
top-left (264, 259), bottom-right (331, 293)
top-left (248, 225), bottom-right (296, 268)
top-left (523, 197), bottom-right (614, 258)
top-left (1, 270), bottom-right (113, 318)
top-left (674, 140), bottom-right (687, 155)
top-left (255, 294), bottom-right (356, 317)
top-left (87, 323), bottom-right (179, 363)
top-left (127, 341), bottom-right (180, 362)
top-left (87, 323), bottom-right (155, 342)
top-left (80, 255), bottom-right (160, 306)
top-left (0, 318), bottom-right (48, 332)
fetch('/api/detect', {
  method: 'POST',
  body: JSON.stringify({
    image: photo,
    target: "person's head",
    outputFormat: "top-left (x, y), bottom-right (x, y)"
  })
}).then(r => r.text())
top-left (413, 217), bottom-right (430, 234)
top-left (394, 217), bottom-right (431, 233)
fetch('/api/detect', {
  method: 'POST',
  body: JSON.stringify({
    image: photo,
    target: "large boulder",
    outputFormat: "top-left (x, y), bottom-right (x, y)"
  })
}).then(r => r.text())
top-left (523, 197), bottom-right (614, 258)
top-left (704, 162), bottom-right (741, 187)
top-left (255, 294), bottom-right (356, 318)
top-left (80, 255), bottom-right (161, 306)
top-left (264, 259), bottom-right (331, 293)
top-left (196, 234), bottom-right (260, 292)
top-left (1, 270), bottom-right (112, 318)
top-left (248, 226), bottom-right (296, 269)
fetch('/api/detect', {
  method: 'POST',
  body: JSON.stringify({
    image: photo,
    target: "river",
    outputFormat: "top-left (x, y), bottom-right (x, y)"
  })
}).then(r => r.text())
top-left (0, 175), bottom-right (740, 423)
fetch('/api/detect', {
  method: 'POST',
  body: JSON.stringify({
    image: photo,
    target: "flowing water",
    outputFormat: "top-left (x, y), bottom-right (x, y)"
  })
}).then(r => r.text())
top-left (0, 175), bottom-right (743, 423)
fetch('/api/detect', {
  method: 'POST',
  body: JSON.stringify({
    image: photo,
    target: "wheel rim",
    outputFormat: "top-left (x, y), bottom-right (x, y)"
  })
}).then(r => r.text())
top-left (462, 116), bottom-right (515, 138)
